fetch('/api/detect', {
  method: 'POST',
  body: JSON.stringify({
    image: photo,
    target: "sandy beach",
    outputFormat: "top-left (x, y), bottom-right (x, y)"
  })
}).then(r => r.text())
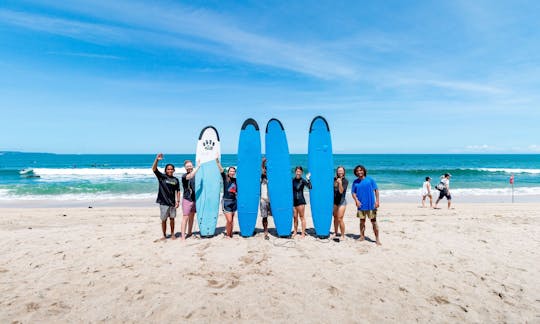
top-left (1, 202), bottom-right (539, 323)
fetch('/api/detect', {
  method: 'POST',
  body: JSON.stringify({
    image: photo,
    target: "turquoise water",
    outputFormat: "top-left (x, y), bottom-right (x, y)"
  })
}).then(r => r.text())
top-left (1, 152), bottom-right (539, 200)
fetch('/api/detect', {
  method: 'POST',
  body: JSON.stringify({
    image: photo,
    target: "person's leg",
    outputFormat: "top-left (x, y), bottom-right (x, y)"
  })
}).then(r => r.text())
top-left (298, 204), bottom-right (306, 237)
top-left (187, 212), bottom-right (195, 236)
top-left (262, 217), bottom-right (268, 236)
top-left (338, 205), bottom-right (346, 238)
top-left (159, 205), bottom-right (168, 240)
top-left (292, 207), bottom-right (299, 237)
top-left (225, 212), bottom-right (234, 237)
top-left (371, 217), bottom-right (381, 245)
top-left (161, 220), bottom-right (167, 240)
top-left (181, 215), bottom-right (189, 240)
top-left (333, 205), bottom-right (339, 236)
top-left (447, 198), bottom-right (452, 209)
top-left (428, 194), bottom-right (433, 208)
top-left (359, 217), bottom-right (366, 241)
top-left (170, 217), bottom-right (176, 240)
top-left (422, 195), bottom-right (426, 207)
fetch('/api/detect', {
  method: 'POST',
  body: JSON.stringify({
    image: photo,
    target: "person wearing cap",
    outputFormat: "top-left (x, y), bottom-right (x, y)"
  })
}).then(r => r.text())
top-left (421, 176), bottom-right (433, 208)
top-left (434, 173), bottom-right (452, 209)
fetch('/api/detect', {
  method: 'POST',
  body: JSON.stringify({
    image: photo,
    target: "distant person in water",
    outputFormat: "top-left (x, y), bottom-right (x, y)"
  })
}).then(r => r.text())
top-left (260, 157), bottom-right (272, 240)
top-left (421, 176), bottom-right (433, 208)
top-left (217, 158), bottom-right (237, 238)
top-left (351, 165), bottom-right (381, 245)
top-left (152, 153), bottom-right (180, 241)
top-left (180, 160), bottom-right (200, 240)
top-left (434, 173), bottom-right (452, 209)
top-left (292, 166), bottom-right (312, 238)
top-left (333, 166), bottom-right (348, 240)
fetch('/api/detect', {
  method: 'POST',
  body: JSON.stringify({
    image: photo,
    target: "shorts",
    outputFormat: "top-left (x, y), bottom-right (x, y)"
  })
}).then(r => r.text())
top-left (293, 197), bottom-right (306, 207)
top-left (260, 199), bottom-right (272, 218)
top-left (357, 209), bottom-right (377, 220)
top-left (182, 198), bottom-right (196, 215)
top-left (223, 198), bottom-right (237, 213)
top-left (159, 204), bottom-right (176, 221)
top-left (438, 190), bottom-right (452, 200)
top-left (334, 199), bottom-right (347, 207)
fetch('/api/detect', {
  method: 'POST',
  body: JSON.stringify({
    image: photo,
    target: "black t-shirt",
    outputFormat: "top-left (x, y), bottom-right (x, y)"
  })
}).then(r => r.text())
top-left (154, 170), bottom-right (179, 206)
top-left (181, 173), bottom-right (196, 202)
top-left (221, 172), bottom-right (237, 200)
top-left (292, 177), bottom-right (311, 202)
top-left (333, 177), bottom-right (349, 205)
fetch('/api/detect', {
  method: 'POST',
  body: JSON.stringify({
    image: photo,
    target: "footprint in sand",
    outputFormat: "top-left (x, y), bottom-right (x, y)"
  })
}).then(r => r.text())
top-left (26, 302), bottom-right (40, 312)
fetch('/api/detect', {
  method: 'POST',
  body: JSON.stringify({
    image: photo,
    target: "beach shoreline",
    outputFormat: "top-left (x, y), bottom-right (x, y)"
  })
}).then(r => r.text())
top-left (1, 192), bottom-right (539, 208)
top-left (1, 202), bottom-right (539, 322)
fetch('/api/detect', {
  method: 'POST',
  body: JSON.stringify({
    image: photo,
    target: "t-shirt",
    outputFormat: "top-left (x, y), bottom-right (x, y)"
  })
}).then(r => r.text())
top-left (221, 172), bottom-right (237, 200)
top-left (441, 178), bottom-right (450, 190)
top-left (154, 169), bottom-right (180, 206)
top-left (181, 173), bottom-right (196, 202)
top-left (333, 177), bottom-right (349, 205)
top-left (351, 176), bottom-right (378, 211)
top-left (422, 181), bottom-right (431, 195)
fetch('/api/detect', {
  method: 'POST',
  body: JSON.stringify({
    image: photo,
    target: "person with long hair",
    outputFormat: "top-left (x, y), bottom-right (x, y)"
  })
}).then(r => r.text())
top-left (333, 166), bottom-right (348, 240)
top-left (292, 166), bottom-right (311, 238)
top-left (217, 158), bottom-right (237, 238)
top-left (180, 159), bottom-right (200, 240)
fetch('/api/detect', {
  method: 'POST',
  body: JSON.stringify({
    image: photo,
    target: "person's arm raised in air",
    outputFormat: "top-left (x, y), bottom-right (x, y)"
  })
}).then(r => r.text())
top-left (185, 160), bottom-right (201, 180)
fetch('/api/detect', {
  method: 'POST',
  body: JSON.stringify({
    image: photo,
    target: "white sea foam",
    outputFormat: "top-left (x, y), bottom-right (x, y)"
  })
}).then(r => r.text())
top-left (31, 167), bottom-right (187, 181)
top-left (0, 192), bottom-right (155, 201)
top-left (378, 187), bottom-right (540, 197)
top-left (473, 168), bottom-right (540, 174)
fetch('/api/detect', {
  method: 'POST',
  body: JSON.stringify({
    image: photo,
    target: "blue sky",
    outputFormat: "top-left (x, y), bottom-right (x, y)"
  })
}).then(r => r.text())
top-left (0, 0), bottom-right (539, 154)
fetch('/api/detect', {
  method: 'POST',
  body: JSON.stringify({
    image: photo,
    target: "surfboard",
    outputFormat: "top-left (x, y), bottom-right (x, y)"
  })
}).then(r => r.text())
top-left (237, 118), bottom-right (261, 237)
top-left (195, 126), bottom-right (221, 237)
top-left (265, 118), bottom-right (293, 237)
top-left (308, 116), bottom-right (334, 237)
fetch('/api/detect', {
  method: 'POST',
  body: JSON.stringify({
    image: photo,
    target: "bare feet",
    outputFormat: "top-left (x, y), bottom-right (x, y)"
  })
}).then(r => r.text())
top-left (376, 240), bottom-right (382, 246)
top-left (171, 234), bottom-right (177, 240)
top-left (159, 236), bottom-right (166, 241)
top-left (300, 233), bottom-right (306, 238)
top-left (358, 236), bottom-right (365, 242)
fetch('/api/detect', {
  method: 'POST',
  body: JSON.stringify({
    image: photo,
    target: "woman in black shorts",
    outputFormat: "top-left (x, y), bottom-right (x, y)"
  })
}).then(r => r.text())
top-left (217, 158), bottom-right (237, 238)
top-left (292, 166), bottom-right (311, 238)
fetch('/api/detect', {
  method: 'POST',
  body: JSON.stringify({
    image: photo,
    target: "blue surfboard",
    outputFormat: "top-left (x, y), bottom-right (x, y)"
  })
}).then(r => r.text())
top-left (237, 118), bottom-right (261, 237)
top-left (265, 118), bottom-right (293, 237)
top-left (308, 116), bottom-right (334, 237)
top-left (195, 126), bottom-right (221, 237)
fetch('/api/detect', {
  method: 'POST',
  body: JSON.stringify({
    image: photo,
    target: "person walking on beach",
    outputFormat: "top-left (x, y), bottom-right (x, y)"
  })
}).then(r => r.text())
top-left (434, 173), bottom-right (452, 209)
top-left (260, 157), bottom-right (273, 240)
top-left (152, 153), bottom-right (180, 241)
top-left (217, 158), bottom-right (237, 238)
top-left (351, 165), bottom-right (381, 245)
top-left (421, 176), bottom-right (433, 208)
top-left (180, 160), bottom-right (200, 240)
top-left (333, 166), bottom-right (348, 240)
top-left (292, 166), bottom-right (312, 238)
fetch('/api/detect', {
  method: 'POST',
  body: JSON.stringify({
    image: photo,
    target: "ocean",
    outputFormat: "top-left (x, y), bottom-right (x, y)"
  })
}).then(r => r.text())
top-left (1, 152), bottom-right (539, 202)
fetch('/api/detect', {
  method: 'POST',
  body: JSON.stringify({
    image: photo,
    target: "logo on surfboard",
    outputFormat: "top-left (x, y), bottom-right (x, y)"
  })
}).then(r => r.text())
top-left (203, 139), bottom-right (216, 151)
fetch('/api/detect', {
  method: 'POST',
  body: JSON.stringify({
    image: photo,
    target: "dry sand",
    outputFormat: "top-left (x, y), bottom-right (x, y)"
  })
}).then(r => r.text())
top-left (1, 202), bottom-right (539, 323)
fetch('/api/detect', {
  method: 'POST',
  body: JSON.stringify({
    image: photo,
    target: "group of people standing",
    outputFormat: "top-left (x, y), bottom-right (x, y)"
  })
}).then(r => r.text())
top-left (152, 153), bottom-right (381, 245)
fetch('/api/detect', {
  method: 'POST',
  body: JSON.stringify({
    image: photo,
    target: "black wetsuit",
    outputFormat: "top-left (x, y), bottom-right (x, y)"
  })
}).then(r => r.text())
top-left (292, 177), bottom-right (311, 206)
top-left (333, 177), bottom-right (349, 205)
top-left (222, 172), bottom-right (237, 212)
